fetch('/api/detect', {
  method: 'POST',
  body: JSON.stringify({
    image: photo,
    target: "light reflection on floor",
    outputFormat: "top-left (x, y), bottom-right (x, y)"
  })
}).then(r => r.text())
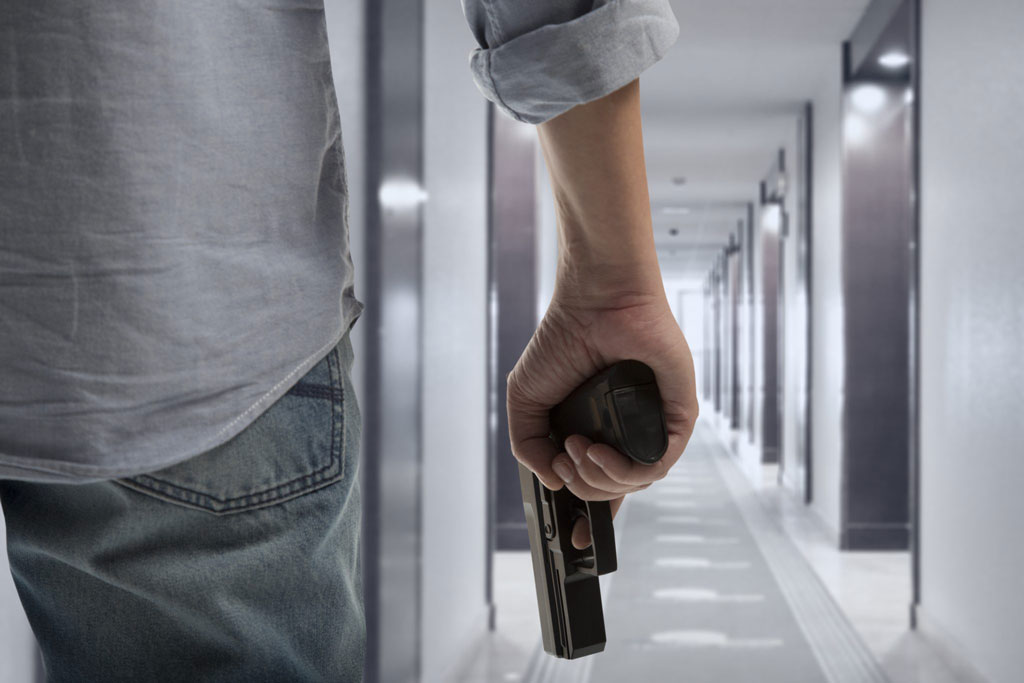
top-left (458, 421), bottom-right (977, 683)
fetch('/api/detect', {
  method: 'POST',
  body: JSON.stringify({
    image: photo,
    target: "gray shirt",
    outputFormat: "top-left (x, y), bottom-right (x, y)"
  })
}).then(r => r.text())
top-left (0, 0), bottom-right (677, 482)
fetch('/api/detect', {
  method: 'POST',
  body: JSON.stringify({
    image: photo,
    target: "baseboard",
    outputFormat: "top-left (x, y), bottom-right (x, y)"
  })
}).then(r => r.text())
top-left (840, 524), bottom-right (910, 550)
top-left (914, 606), bottom-right (991, 683)
top-left (807, 504), bottom-right (840, 548)
top-left (776, 481), bottom-right (841, 549)
top-left (780, 468), bottom-right (801, 494)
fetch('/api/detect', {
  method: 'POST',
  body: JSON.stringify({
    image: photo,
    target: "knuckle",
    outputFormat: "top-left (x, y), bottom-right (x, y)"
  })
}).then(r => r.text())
top-left (505, 370), bottom-right (528, 403)
top-left (506, 385), bottom-right (527, 409)
top-left (683, 405), bottom-right (700, 429)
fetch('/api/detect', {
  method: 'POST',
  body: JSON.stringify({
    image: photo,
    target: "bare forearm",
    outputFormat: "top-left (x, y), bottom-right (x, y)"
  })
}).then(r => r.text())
top-left (510, 80), bottom-right (697, 531)
top-left (537, 79), bottom-right (664, 301)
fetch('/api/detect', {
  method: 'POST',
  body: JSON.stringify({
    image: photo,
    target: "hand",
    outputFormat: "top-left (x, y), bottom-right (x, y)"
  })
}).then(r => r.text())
top-left (506, 287), bottom-right (699, 548)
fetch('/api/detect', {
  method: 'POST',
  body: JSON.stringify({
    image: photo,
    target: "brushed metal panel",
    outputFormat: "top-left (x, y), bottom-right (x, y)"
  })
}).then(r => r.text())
top-left (362, 0), bottom-right (424, 679)
top-left (762, 207), bottom-right (781, 464)
top-left (840, 81), bottom-right (912, 550)
top-left (491, 109), bottom-right (537, 550)
top-left (728, 247), bottom-right (742, 429)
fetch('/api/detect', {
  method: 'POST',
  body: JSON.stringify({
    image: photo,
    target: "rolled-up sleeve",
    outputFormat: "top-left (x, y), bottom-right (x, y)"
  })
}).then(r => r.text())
top-left (462, 0), bottom-right (679, 124)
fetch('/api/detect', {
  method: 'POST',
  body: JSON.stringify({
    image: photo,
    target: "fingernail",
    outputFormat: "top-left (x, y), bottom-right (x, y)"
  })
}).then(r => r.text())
top-left (566, 439), bottom-right (581, 464)
top-left (553, 461), bottom-right (575, 483)
top-left (587, 448), bottom-right (606, 468)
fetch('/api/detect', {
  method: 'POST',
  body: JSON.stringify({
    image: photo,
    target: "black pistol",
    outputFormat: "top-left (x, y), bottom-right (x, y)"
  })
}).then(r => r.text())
top-left (518, 360), bottom-right (668, 659)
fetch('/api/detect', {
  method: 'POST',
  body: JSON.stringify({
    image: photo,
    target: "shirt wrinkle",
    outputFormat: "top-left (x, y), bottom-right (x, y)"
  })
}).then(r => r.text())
top-left (0, 0), bottom-right (360, 482)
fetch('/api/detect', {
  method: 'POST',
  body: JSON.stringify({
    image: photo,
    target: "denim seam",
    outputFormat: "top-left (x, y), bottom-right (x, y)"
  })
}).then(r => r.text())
top-left (331, 341), bottom-right (346, 470)
top-left (120, 346), bottom-right (345, 514)
top-left (210, 333), bottom-right (344, 443)
top-left (286, 384), bottom-right (344, 402)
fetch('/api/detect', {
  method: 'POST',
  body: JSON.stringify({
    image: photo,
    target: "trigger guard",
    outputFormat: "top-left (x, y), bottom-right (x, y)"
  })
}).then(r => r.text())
top-left (580, 500), bottom-right (618, 576)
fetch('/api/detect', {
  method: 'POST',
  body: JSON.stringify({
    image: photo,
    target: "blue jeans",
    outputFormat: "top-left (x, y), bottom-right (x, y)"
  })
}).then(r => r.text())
top-left (0, 334), bottom-right (363, 682)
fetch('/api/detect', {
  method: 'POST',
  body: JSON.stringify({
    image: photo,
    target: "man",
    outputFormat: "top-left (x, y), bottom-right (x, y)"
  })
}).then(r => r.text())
top-left (0, 0), bottom-right (697, 680)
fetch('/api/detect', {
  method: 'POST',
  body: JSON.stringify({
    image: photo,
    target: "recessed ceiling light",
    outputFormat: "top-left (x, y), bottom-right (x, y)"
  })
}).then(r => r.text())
top-left (672, 176), bottom-right (687, 186)
top-left (662, 207), bottom-right (691, 215)
top-left (878, 51), bottom-right (911, 69)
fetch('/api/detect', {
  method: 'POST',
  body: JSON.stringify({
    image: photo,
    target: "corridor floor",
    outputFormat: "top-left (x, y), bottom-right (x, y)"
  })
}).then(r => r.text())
top-left (520, 422), bottom-right (887, 683)
top-left (460, 421), bottom-right (976, 683)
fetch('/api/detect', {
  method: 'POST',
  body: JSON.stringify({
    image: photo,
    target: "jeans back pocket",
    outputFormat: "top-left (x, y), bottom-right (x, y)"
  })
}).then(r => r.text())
top-left (117, 337), bottom-right (351, 515)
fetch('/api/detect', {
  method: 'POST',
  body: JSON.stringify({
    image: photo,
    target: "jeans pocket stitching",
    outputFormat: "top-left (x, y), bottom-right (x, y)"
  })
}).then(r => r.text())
top-left (117, 346), bottom-right (347, 515)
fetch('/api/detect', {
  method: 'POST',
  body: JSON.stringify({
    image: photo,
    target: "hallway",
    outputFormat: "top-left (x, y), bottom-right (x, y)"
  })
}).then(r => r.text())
top-left (2, 1), bottom-right (1023, 680)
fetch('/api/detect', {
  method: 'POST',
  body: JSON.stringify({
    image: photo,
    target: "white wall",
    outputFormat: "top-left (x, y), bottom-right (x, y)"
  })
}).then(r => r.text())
top-left (808, 52), bottom-right (844, 539)
top-left (420, 0), bottom-right (491, 680)
top-left (662, 278), bottom-right (686, 323)
top-left (780, 122), bottom-right (804, 492)
top-left (919, 2), bottom-right (1024, 681)
top-left (536, 149), bottom-right (558, 322)
top-left (676, 288), bottom-right (706, 402)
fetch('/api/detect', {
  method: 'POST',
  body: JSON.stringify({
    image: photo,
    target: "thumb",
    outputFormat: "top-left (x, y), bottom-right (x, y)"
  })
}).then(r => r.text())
top-left (507, 394), bottom-right (564, 491)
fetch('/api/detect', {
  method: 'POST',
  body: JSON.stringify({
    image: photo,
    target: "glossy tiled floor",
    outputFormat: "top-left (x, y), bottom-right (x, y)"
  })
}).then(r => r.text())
top-left (455, 551), bottom-right (539, 683)
top-left (744, 452), bottom-right (981, 683)
top-left (459, 421), bottom-right (979, 683)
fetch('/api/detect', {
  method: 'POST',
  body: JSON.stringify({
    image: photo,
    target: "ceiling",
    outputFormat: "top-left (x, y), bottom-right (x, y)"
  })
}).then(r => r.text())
top-left (642, 0), bottom-right (870, 286)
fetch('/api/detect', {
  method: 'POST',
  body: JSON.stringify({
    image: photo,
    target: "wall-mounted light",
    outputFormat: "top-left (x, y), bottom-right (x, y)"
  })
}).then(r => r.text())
top-left (671, 176), bottom-right (687, 186)
top-left (878, 51), bottom-right (911, 69)
top-left (761, 204), bottom-right (782, 234)
top-left (378, 177), bottom-right (428, 211)
top-left (850, 84), bottom-right (887, 114)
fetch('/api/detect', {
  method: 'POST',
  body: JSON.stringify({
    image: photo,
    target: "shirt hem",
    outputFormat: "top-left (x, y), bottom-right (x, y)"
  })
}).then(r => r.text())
top-left (0, 303), bottom-right (363, 484)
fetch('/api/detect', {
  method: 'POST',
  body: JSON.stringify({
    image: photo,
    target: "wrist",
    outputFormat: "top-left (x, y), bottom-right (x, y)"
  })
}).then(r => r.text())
top-left (553, 255), bottom-right (667, 311)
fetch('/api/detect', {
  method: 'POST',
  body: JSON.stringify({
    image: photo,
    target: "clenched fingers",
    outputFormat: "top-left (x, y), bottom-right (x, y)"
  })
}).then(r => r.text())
top-left (550, 452), bottom-right (650, 500)
top-left (585, 432), bottom-right (690, 487)
top-left (563, 435), bottom-right (640, 494)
